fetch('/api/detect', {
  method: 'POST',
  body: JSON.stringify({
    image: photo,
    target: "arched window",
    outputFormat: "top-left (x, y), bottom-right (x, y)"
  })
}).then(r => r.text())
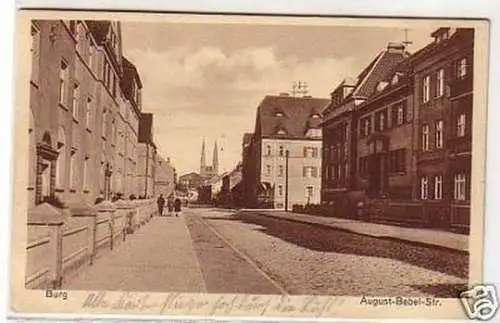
top-left (55, 127), bottom-right (66, 188)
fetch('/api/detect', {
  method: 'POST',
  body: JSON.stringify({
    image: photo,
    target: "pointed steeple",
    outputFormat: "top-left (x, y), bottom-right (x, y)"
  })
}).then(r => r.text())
top-left (212, 140), bottom-right (219, 175)
top-left (200, 138), bottom-right (206, 174)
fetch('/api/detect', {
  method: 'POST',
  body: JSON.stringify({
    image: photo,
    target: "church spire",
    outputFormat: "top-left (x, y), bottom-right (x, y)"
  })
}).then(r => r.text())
top-left (213, 140), bottom-right (219, 175)
top-left (200, 138), bottom-right (206, 174)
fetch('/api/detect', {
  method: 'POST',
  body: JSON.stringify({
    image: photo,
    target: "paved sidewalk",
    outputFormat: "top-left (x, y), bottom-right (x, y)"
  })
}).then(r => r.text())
top-left (64, 215), bottom-right (207, 292)
top-left (255, 211), bottom-right (468, 252)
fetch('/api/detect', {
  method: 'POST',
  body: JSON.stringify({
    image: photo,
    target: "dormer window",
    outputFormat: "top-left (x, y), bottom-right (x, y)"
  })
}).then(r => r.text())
top-left (274, 111), bottom-right (284, 117)
top-left (391, 74), bottom-right (400, 85)
top-left (311, 113), bottom-right (321, 119)
top-left (376, 81), bottom-right (388, 92)
top-left (276, 129), bottom-right (287, 135)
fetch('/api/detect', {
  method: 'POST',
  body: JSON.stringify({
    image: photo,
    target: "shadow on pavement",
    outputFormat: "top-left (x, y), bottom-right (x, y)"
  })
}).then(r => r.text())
top-left (203, 212), bottom-right (469, 281)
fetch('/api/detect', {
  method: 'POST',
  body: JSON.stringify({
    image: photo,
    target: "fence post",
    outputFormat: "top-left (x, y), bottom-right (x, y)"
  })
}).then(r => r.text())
top-left (68, 201), bottom-right (98, 266)
top-left (96, 200), bottom-right (116, 251)
top-left (27, 202), bottom-right (65, 289)
top-left (115, 200), bottom-right (135, 237)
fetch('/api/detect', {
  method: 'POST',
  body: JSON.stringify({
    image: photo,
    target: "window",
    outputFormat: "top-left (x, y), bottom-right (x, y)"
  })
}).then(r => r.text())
top-left (266, 145), bottom-right (271, 156)
top-left (30, 23), bottom-right (40, 84)
top-left (69, 151), bottom-right (76, 189)
top-left (59, 60), bottom-right (69, 105)
top-left (279, 146), bottom-right (284, 157)
top-left (303, 147), bottom-right (318, 158)
top-left (360, 117), bottom-right (372, 137)
top-left (457, 113), bottom-right (466, 137)
top-left (422, 125), bottom-right (429, 151)
top-left (82, 157), bottom-right (88, 190)
top-left (275, 111), bottom-right (284, 117)
top-left (397, 105), bottom-right (404, 126)
top-left (101, 109), bottom-right (107, 138)
top-left (389, 149), bottom-right (406, 173)
top-left (436, 69), bottom-right (444, 97)
top-left (88, 45), bottom-right (94, 70)
top-left (278, 165), bottom-right (284, 177)
top-left (278, 185), bottom-right (283, 196)
top-left (376, 110), bottom-right (387, 131)
top-left (305, 186), bottom-right (314, 199)
top-left (434, 175), bottom-right (443, 200)
top-left (266, 164), bottom-right (271, 175)
top-left (330, 165), bottom-right (336, 180)
top-left (111, 119), bottom-right (117, 142)
top-left (302, 166), bottom-right (318, 178)
top-left (423, 75), bottom-right (430, 103)
top-left (86, 98), bottom-right (92, 129)
top-left (72, 83), bottom-right (80, 119)
top-left (436, 120), bottom-right (444, 149)
top-left (457, 58), bottom-right (468, 80)
top-left (454, 173), bottom-right (466, 200)
top-left (420, 176), bottom-right (429, 200)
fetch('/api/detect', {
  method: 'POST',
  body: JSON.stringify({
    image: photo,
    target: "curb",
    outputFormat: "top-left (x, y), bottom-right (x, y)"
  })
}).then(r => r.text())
top-left (252, 212), bottom-right (468, 254)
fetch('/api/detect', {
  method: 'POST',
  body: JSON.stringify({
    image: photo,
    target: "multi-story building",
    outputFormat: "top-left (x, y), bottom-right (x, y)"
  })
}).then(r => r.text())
top-left (154, 155), bottom-right (176, 197)
top-left (119, 57), bottom-right (142, 198)
top-left (28, 19), bottom-right (151, 208)
top-left (137, 113), bottom-right (157, 198)
top-left (411, 28), bottom-right (474, 229)
top-left (355, 59), bottom-right (417, 199)
top-left (322, 42), bottom-right (408, 204)
top-left (29, 20), bottom-right (77, 207)
top-left (247, 94), bottom-right (329, 210)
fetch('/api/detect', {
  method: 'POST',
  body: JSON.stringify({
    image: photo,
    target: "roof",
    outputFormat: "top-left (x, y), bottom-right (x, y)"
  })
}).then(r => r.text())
top-left (120, 57), bottom-right (142, 114)
top-left (242, 133), bottom-right (253, 146)
top-left (352, 50), bottom-right (408, 99)
top-left (179, 172), bottom-right (202, 180)
top-left (255, 95), bottom-right (330, 139)
top-left (410, 28), bottom-right (474, 65)
top-left (358, 58), bottom-right (412, 110)
top-left (85, 21), bottom-right (111, 44)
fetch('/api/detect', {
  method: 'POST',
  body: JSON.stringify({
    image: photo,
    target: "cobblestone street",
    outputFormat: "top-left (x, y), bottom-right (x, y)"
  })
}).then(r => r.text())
top-left (64, 208), bottom-right (468, 298)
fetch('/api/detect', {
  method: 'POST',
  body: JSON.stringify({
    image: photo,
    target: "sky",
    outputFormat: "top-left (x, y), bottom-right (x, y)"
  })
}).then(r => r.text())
top-left (121, 21), bottom-right (436, 176)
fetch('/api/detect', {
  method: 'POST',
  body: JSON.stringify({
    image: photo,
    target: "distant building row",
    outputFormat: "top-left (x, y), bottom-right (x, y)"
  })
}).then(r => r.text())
top-left (28, 20), bottom-right (175, 208)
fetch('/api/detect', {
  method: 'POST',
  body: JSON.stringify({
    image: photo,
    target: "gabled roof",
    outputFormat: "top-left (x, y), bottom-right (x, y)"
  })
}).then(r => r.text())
top-left (352, 50), bottom-right (408, 99)
top-left (255, 95), bottom-right (330, 139)
top-left (358, 58), bottom-right (412, 109)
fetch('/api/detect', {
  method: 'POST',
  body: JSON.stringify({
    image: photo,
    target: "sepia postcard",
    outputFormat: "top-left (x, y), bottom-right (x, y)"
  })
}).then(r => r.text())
top-left (9, 8), bottom-right (494, 321)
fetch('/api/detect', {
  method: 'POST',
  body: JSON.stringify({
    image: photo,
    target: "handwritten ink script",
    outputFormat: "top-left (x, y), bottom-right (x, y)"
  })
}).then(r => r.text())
top-left (81, 291), bottom-right (346, 317)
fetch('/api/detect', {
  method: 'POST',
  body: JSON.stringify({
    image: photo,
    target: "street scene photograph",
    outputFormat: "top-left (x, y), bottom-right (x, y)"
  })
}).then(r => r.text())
top-left (19, 13), bottom-right (482, 309)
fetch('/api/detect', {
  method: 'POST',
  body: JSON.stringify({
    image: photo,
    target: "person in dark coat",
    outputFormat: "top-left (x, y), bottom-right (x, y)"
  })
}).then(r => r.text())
top-left (157, 194), bottom-right (165, 216)
top-left (167, 198), bottom-right (174, 216)
top-left (174, 198), bottom-right (182, 217)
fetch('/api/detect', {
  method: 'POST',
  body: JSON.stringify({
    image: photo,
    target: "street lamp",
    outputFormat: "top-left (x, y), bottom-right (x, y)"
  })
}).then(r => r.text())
top-left (285, 150), bottom-right (289, 212)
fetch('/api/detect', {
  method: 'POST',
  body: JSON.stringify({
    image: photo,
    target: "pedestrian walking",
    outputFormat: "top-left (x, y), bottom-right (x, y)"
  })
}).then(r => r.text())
top-left (174, 197), bottom-right (182, 217)
top-left (157, 194), bottom-right (165, 217)
top-left (167, 194), bottom-right (174, 216)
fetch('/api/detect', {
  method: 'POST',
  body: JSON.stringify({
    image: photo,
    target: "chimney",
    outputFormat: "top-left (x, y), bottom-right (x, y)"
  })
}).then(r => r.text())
top-left (387, 42), bottom-right (405, 54)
